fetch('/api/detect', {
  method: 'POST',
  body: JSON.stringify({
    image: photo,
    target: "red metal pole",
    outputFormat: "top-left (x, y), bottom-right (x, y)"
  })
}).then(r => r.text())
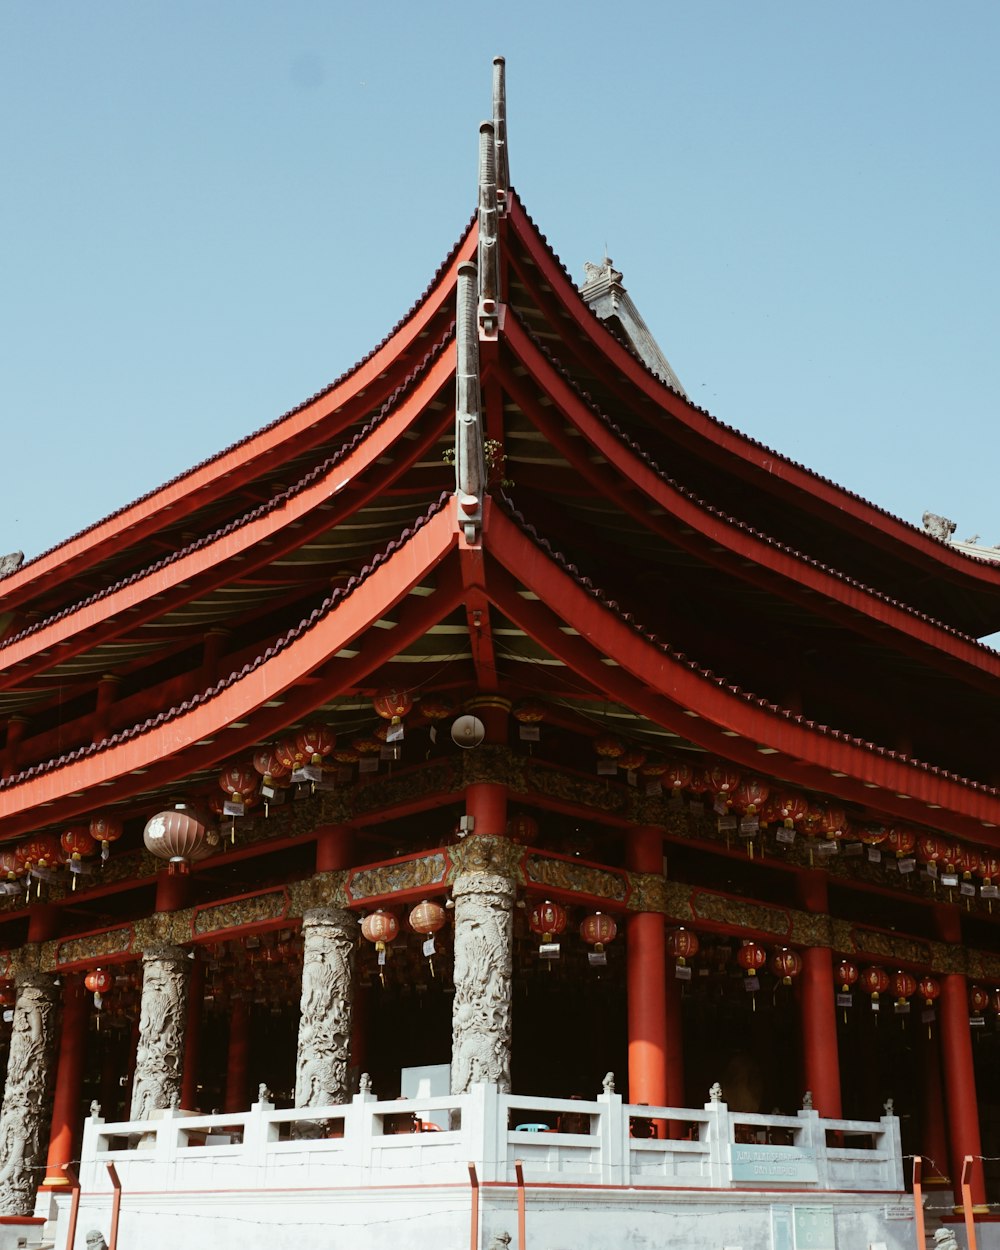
top-left (940, 974), bottom-right (986, 1206)
top-left (44, 979), bottom-right (89, 1185)
top-left (106, 1162), bottom-right (122, 1250)
top-left (912, 1156), bottom-right (926, 1250)
top-left (61, 1164), bottom-right (80, 1250)
top-left (625, 827), bottom-right (668, 1131)
top-left (962, 1156), bottom-right (979, 1250)
top-left (799, 946), bottom-right (842, 1118)
top-left (467, 1162), bottom-right (479, 1250)
top-left (515, 1159), bottom-right (526, 1250)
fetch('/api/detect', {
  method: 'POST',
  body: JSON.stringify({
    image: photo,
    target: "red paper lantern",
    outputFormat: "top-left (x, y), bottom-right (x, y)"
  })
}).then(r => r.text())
top-left (617, 747), bottom-right (647, 772)
top-left (20, 833), bottom-right (63, 870)
top-left (705, 762), bottom-right (741, 803)
top-left (409, 900), bottom-right (447, 935)
top-left (513, 699), bottom-right (547, 724)
top-left (85, 968), bottom-right (113, 1008)
top-left (662, 761), bottom-right (693, 790)
top-left (593, 735), bottom-right (625, 760)
top-left (835, 959), bottom-right (859, 992)
top-left (295, 724), bottom-right (336, 765)
top-left (61, 826), bottom-right (96, 862)
top-left (252, 747), bottom-right (290, 786)
top-left (666, 928), bottom-right (699, 966)
top-left (736, 941), bottom-right (767, 973)
top-left (89, 814), bottom-right (123, 850)
top-left (970, 985), bottom-right (990, 1015)
top-left (361, 910), bottom-right (399, 951)
top-left (768, 793), bottom-right (809, 829)
top-left (507, 812), bottom-right (539, 845)
top-left (218, 761), bottom-right (258, 804)
top-left (860, 966), bottom-right (890, 1002)
top-left (771, 948), bottom-right (803, 985)
top-left (143, 806), bottom-right (208, 873)
top-left (885, 827), bottom-right (916, 858)
top-left (858, 825), bottom-right (888, 847)
top-left (351, 737), bottom-right (382, 757)
top-left (890, 971), bottom-right (917, 1006)
top-left (732, 778), bottom-right (770, 816)
top-left (420, 695), bottom-right (457, 722)
top-left (687, 768), bottom-right (711, 795)
top-left (916, 834), bottom-right (948, 864)
top-left (981, 857), bottom-right (1000, 884)
top-left (579, 912), bottom-right (617, 952)
top-left (529, 900), bottom-right (567, 943)
top-left (274, 738), bottom-right (307, 771)
top-left (0, 851), bottom-right (22, 882)
top-left (955, 847), bottom-right (981, 880)
top-left (639, 755), bottom-right (668, 778)
top-left (918, 975), bottom-right (941, 1008)
top-left (817, 807), bottom-right (848, 839)
top-left (373, 689), bottom-right (413, 725)
top-left (333, 748), bottom-right (361, 765)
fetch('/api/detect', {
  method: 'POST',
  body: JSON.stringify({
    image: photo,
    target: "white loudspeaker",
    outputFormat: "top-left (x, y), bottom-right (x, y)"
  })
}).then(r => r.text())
top-left (451, 714), bottom-right (485, 749)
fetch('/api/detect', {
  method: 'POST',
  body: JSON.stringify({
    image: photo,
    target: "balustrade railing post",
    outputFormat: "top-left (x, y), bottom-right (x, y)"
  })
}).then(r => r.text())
top-left (79, 1111), bottom-right (104, 1190)
top-left (350, 1084), bottom-right (377, 1182)
top-left (468, 1083), bottom-right (501, 1182)
top-left (245, 1096), bottom-right (273, 1171)
top-left (597, 1089), bottom-right (625, 1186)
top-left (705, 1095), bottom-right (730, 1187)
top-left (880, 1113), bottom-right (905, 1190)
top-left (798, 1109), bottom-right (826, 1188)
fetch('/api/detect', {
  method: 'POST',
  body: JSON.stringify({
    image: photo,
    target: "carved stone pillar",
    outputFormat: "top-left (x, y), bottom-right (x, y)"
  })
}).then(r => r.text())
top-left (294, 907), bottom-right (356, 1108)
top-left (0, 972), bottom-right (60, 1214)
top-left (451, 868), bottom-right (515, 1094)
top-left (130, 944), bottom-right (190, 1120)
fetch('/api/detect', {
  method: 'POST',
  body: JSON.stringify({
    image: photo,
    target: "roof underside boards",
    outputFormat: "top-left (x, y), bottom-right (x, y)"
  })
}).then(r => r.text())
top-left (502, 193), bottom-right (1000, 637)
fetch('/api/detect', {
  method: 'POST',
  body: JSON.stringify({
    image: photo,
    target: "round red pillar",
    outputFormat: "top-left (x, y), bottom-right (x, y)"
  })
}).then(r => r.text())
top-left (315, 825), bottom-right (354, 874)
top-left (155, 870), bottom-right (191, 913)
top-left (940, 973), bottom-right (986, 1207)
top-left (799, 946), bottom-right (842, 1119)
top-left (625, 827), bottom-right (668, 1112)
top-left (42, 977), bottom-right (89, 1186)
top-left (224, 998), bottom-right (251, 1113)
top-left (180, 954), bottom-right (205, 1111)
top-left (920, 1025), bottom-right (952, 1188)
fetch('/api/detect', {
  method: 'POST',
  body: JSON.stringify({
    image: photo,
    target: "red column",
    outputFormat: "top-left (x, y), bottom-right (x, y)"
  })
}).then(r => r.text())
top-left (224, 998), bottom-right (251, 1113)
top-left (800, 946), bottom-right (842, 1118)
top-left (626, 827), bottom-right (668, 1114)
top-left (940, 973), bottom-right (986, 1207)
top-left (155, 870), bottom-right (191, 913)
top-left (42, 977), bottom-right (88, 1186)
top-left (920, 1026), bottom-right (952, 1188)
top-left (664, 971), bottom-right (685, 1108)
top-left (180, 955), bottom-right (205, 1111)
top-left (316, 825), bottom-right (354, 874)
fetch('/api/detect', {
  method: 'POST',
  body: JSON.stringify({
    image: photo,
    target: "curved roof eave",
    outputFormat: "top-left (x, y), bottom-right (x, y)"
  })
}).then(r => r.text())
top-left (483, 500), bottom-right (1000, 847)
top-left (0, 218), bottom-right (476, 608)
top-left (504, 193), bottom-right (1000, 604)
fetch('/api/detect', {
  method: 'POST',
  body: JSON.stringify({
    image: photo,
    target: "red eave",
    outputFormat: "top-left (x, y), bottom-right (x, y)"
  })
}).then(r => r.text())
top-left (505, 193), bottom-right (1000, 603)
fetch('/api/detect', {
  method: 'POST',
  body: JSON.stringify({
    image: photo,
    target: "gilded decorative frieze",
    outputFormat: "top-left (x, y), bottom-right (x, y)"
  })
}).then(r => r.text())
top-left (966, 949), bottom-right (1000, 981)
top-left (450, 836), bottom-right (520, 881)
top-left (350, 758), bottom-right (461, 815)
top-left (789, 912), bottom-right (833, 947)
top-left (54, 925), bottom-right (135, 969)
top-left (192, 887), bottom-right (289, 937)
top-left (524, 760), bottom-right (631, 816)
top-left (347, 851), bottom-right (450, 902)
top-left (691, 890), bottom-right (791, 937)
top-left (523, 854), bottom-right (628, 903)
top-left (661, 880), bottom-right (697, 922)
top-left (627, 872), bottom-right (669, 913)
top-left (462, 746), bottom-right (516, 789)
top-left (847, 926), bottom-right (932, 965)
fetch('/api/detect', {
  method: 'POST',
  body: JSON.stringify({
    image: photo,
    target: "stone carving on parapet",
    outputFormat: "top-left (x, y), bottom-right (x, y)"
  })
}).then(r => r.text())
top-left (85, 1233), bottom-right (109, 1250)
top-left (922, 512), bottom-right (956, 542)
top-left (0, 973), bottom-right (59, 1214)
top-left (294, 907), bottom-right (356, 1109)
top-left (451, 872), bottom-right (514, 1093)
top-left (130, 944), bottom-right (189, 1120)
top-left (934, 1229), bottom-right (959, 1250)
top-left (0, 552), bottom-right (23, 579)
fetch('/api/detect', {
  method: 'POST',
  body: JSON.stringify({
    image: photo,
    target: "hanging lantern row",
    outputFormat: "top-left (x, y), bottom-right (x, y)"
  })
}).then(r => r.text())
top-left (0, 812), bottom-right (125, 896)
top-left (968, 985), bottom-right (1000, 1021)
top-left (834, 959), bottom-right (940, 1027)
top-left (525, 900), bottom-right (618, 967)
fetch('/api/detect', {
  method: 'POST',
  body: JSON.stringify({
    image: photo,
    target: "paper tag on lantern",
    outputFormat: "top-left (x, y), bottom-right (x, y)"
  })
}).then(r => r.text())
top-left (940, 872), bottom-right (959, 887)
top-left (926, 862), bottom-right (938, 878)
top-left (316, 775), bottom-right (339, 791)
top-left (377, 950), bottom-right (387, 967)
top-left (422, 937), bottom-right (436, 958)
top-left (298, 764), bottom-right (324, 783)
top-left (836, 993), bottom-right (853, 1008)
top-left (688, 800), bottom-right (705, 818)
top-left (867, 847), bottom-right (882, 863)
top-left (261, 784), bottom-right (284, 802)
top-left (71, 862), bottom-right (95, 876)
top-left (817, 840), bottom-right (837, 855)
top-left (717, 816), bottom-right (737, 834)
top-left (519, 724), bottom-right (540, 742)
top-left (379, 745), bottom-right (401, 761)
top-left (675, 964), bottom-right (692, 981)
top-left (358, 757), bottom-right (379, 774)
top-left (646, 781), bottom-right (664, 798)
top-left (845, 842), bottom-right (863, 857)
top-left (922, 1008), bottom-right (936, 1025)
top-left (871, 1000), bottom-right (880, 1012)
top-left (739, 817), bottom-right (759, 836)
top-left (884, 858), bottom-right (898, 872)
top-left (894, 1002), bottom-right (910, 1015)
top-left (961, 881), bottom-right (976, 897)
top-left (588, 951), bottom-right (607, 967)
top-left (596, 759), bottom-right (617, 776)
top-left (626, 770), bottom-right (638, 787)
top-left (775, 828), bottom-right (795, 845)
top-left (539, 943), bottom-right (561, 960)
top-left (0, 883), bottom-right (21, 895)
top-left (386, 721), bottom-right (404, 744)
top-left (712, 798), bottom-right (729, 816)
top-left (970, 1015), bottom-right (986, 1028)
top-left (31, 868), bottom-right (57, 882)
top-left (223, 800), bottom-right (245, 817)
top-left (1, 1010), bottom-right (12, 1024)
top-left (898, 858), bottom-right (916, 874)
top-left (982, 884), bottom-right (999, 899)
top-left (743, 977), bottom-right (760, 992)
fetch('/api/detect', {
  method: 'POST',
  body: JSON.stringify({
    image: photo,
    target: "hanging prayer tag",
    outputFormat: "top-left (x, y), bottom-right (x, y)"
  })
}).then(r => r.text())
top-left (223, 800), bottom-right (245, 817)
top-left (386, 721), bottom-right (404, 744)
top-left (422, 937), bottom-right (436, 958)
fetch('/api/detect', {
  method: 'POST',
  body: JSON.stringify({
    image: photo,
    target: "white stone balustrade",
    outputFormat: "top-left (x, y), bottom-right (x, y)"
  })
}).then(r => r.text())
top-left (74, 1086), bottom-right (902, 1196)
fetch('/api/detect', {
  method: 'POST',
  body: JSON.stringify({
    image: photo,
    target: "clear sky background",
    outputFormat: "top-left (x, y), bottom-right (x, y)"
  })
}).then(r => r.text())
top-left (1, 3), bottom-right (997, 573)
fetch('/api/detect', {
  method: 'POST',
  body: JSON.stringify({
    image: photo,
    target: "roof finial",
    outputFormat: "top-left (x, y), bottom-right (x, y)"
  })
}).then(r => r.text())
top-left (492, 56), bottom-right (509, 196)
top-left (478, 120), bottom-right (501, 336)
top-left (455, 261), bottom-right (485, 542)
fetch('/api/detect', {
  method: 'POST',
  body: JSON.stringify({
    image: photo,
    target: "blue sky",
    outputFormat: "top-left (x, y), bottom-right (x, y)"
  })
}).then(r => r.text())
top-left (1, 3), bottom-right (997, 572)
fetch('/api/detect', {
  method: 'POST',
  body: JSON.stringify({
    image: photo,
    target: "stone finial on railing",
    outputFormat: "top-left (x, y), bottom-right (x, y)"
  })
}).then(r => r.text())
top-left (602, 1072), bottom-right (615, 1095)
top-left (883, 1097), bottom-right (894, 1116)
top-left (359, 1073), bottom-right (372, 1093)
top-left (709, 1082), bottom-right (722, 1103)
top-left (257, 1083), bottom-right (272, 1106)
top-left (802, 1091), bottom-right (813, 1110)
